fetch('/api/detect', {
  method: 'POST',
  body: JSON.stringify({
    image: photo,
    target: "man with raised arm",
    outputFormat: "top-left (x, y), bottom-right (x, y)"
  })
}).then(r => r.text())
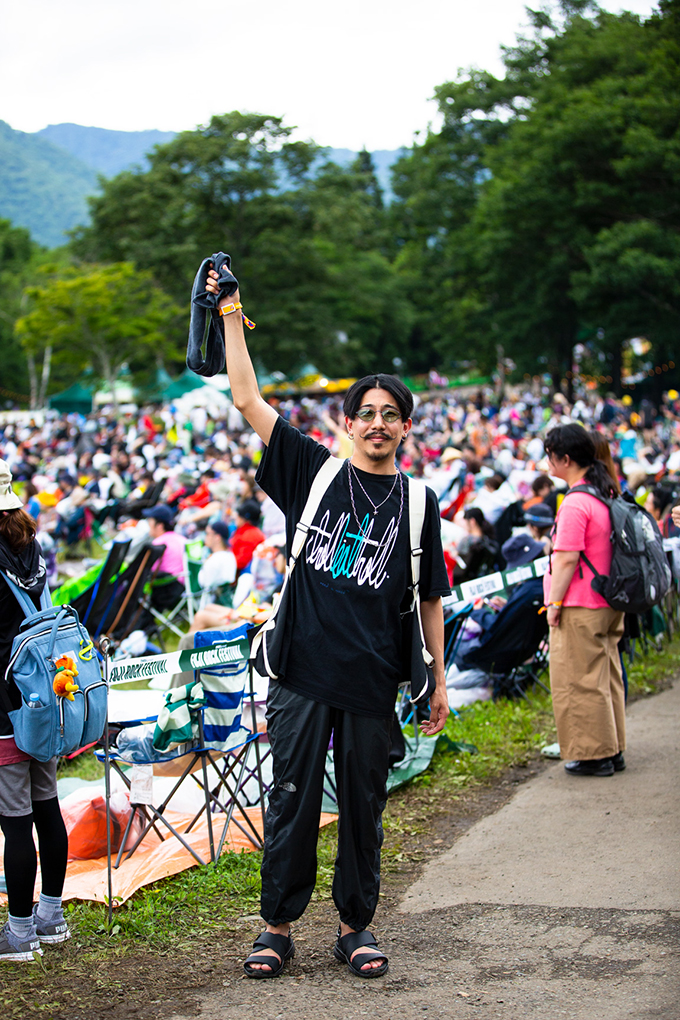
top-left (205, 261), bottom-right (450, 980)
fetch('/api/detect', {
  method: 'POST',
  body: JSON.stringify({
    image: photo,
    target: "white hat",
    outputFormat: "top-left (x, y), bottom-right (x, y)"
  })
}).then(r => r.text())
top-left (0, 460), bottom-right (24, 511)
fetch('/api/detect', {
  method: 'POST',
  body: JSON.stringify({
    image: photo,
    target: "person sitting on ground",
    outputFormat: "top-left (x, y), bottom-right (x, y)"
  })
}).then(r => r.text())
top-left (22, 482), bottom-right (41, 522)
top-left (178, 469), bottom-right (216, 510)
top-left (142, 505), bottom-right (187, 612)
top-left (53, 487), bottom-right (92, 548)
top-left (453, 507), bottom-right (499, 583)
top-left (523, 474), bottom-right (554, 510)
top-left (644, 487), bottom-right (673, 531)
top-left (231, 534), bottom-right (287, 610)
top-left (467, 472), bottom-right (510, 525)
top-left (454, 533), bottom-right (547, 669)
top-left (521, 503), bottom-right (554, 555)
top-left (230, 500), bottom-right (265, 574)
top-left (188, 522), bottom-right (238, 632)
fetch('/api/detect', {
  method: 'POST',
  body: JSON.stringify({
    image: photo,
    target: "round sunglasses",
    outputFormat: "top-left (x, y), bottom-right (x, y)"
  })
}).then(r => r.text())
top-left (355, 407), bottom-right (402, 424)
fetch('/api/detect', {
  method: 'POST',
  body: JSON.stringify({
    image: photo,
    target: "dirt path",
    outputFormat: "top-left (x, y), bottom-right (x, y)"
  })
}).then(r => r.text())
top-left (175, 683), bottom-right (680, 1020)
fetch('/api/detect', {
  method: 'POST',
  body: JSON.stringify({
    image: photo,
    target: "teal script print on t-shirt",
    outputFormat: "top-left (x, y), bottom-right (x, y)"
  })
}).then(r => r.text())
top-left (305, 510), bottom-right (399, 589)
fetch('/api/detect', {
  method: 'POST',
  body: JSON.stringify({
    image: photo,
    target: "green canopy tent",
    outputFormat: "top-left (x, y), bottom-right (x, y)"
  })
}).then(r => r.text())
top-left (139, 365), bottom-right (175, 403)
top-left (162, 369), bottom-right (207, 401)
top-left (48, 382), bottom-right (94, 415)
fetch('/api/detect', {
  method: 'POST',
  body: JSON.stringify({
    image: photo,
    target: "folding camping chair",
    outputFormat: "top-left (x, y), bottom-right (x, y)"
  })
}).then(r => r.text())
top-left (143, 541), bottom-right (237, 646)
top-left (69, 538), bottom-right (132, 630)
top-left (99, 626), bottom-right (265, 869)
top-left (77, 543), bottom-right (167, 645)
top-left (391, 600), bottom-right (472, 769)
top-left (459, 577), bottom-right (549, 700)
top-left (122, 478), bottom-right (166, 520)
top-left (443, 600), bottom-right (475, 672)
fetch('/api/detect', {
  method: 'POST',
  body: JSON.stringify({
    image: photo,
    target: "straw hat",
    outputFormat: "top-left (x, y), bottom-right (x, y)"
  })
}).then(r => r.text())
top-left (0, 460), bottom-right (24, 511)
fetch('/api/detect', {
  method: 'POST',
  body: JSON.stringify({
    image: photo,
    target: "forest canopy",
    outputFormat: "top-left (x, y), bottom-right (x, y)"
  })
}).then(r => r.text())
top-left (4, 1), bottom-right (679, 404)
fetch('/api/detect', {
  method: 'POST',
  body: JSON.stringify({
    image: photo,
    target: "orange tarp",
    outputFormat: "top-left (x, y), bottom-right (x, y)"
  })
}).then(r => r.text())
top-left (0, 809), bottom-right (338, 907)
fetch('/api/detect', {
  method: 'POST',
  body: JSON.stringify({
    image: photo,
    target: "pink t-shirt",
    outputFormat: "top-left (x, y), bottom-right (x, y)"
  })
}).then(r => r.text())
top-left (152, 531), bottom-right (187, 582)
top-left (543, 486), bottom-right (612, 609)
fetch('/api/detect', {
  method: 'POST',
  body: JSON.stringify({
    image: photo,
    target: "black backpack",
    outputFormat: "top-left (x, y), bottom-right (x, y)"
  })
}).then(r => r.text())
top-left (562, 484), bottom-right (671, 614)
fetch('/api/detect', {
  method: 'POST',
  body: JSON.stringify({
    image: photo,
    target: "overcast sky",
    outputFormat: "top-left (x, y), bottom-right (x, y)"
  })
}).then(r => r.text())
top-left (1, 0), bottom-right (659, 151)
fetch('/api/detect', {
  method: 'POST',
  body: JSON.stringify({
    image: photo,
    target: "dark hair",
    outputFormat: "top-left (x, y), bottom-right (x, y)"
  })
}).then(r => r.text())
top-left (236, 500), bottom-right (262, 526)
top-left (0, 507), bottom-right (37, 552)
top-left (343, 374), bottom-right (414, 421)
top-left (531, 473), bottom-right (553, 496)
top-left (648, 487), bottom-right (673, 516)
top-left (544, 424), bottom-right (617, 499)
top-left (207, 520), bottom-right (231, 544)
top-left (463, 506), bottom-right (496, 540)
top-left (484, 473), bottom-right (504, 492)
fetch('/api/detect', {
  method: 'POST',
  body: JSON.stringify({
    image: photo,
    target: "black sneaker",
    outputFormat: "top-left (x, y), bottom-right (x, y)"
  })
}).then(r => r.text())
top-left (0, 921), bottom-right (43, 963)
top-left (32, 907), bottom-right (71, 944)
top-left (611, 752), bottom-right (626, 772)
top-left (564, 758), bottom-right (615, 777)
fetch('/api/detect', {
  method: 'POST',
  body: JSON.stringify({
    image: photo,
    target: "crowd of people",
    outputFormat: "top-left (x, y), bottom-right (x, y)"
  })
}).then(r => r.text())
top-left (1, 385), bottom-right (679, 603)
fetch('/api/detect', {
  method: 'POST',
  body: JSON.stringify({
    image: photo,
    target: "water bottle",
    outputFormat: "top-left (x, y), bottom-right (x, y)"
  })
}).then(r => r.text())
top-left (27, 693), bottom-right (42, 709)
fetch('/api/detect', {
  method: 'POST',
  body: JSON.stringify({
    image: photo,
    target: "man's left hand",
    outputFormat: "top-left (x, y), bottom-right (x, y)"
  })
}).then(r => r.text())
top-left (420, 686), bottom-right (449, 736)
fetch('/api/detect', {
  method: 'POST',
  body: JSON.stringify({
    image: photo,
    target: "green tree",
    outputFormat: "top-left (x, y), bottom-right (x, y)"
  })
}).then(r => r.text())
top-left (392, 1), bottom-right (680, 390)
top-left (0, 219), bottom-right (40, 405)
top-left (15, 263), bottom-right (178, 410)
top-left (71, 113), bottom-right (412, 377)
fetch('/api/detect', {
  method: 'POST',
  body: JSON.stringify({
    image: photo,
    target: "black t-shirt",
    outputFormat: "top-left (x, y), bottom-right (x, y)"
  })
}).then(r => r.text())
top-left (255, 417), bottom-right (450, 717)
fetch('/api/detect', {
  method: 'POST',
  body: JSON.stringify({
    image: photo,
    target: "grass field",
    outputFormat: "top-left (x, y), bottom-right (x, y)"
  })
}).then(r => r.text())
top-left (49, 628), bottom-right (679, 955)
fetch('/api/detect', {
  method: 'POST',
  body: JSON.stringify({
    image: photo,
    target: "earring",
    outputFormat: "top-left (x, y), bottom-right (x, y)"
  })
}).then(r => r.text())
top-left (348, 432), bottom-right (354, 440)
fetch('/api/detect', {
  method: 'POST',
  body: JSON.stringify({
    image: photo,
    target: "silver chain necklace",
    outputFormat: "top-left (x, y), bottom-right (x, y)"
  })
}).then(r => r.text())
top-left (347, 460), bottom-right (404, 533)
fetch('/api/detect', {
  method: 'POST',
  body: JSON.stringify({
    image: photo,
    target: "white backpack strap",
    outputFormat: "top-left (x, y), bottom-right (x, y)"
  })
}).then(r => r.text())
top-left (407, 476), bottom-right (427, 590)
top-left (406, 477), bottom-right (434, 682)
top-left (289, 456), bottom-right (344, 564)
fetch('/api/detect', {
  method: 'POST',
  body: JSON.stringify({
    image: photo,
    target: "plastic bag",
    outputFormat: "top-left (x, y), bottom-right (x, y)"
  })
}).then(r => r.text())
top-left (60, 788), bottom-right (144, 861)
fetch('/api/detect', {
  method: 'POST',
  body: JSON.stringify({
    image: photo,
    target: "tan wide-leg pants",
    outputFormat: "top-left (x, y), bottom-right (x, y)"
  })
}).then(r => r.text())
top-left (549, 606), bottom-right (626, 761)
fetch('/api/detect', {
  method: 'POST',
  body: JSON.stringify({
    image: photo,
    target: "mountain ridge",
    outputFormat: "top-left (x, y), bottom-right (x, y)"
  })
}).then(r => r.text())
top-left (0, 121), bottom-right (403, 249)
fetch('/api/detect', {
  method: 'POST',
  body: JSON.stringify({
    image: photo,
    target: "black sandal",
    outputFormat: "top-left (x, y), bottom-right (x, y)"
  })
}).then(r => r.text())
top-left (334, 928), bottom-right (388, 978)
top-left (243, 930), bottom-right (295, 979)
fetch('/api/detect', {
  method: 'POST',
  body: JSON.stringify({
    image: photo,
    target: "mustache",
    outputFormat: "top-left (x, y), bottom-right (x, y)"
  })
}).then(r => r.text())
top-left (366, 431), bottom-right (389, 439)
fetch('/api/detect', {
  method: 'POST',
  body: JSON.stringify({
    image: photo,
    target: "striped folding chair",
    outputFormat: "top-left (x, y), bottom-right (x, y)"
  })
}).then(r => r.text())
top-left (98, 626), bottom-right (265, 869)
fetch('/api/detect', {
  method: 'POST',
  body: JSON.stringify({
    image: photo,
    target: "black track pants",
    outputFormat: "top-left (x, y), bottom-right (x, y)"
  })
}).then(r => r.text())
top-left (260, 682), bottom-right (392, 931)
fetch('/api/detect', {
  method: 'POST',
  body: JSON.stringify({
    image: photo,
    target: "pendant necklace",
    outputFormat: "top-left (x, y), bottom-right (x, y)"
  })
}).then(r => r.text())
top-left (347, 461), bottom-right (404, 534)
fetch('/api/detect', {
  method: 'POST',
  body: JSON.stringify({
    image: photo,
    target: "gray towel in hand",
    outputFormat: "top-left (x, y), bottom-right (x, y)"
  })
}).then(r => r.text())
top-left (186, 252), bottom-right (239, 377)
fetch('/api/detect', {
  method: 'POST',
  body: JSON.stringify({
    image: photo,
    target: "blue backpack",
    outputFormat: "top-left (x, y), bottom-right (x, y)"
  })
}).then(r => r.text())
top-left (1, 574), bottom-right (107, 762)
